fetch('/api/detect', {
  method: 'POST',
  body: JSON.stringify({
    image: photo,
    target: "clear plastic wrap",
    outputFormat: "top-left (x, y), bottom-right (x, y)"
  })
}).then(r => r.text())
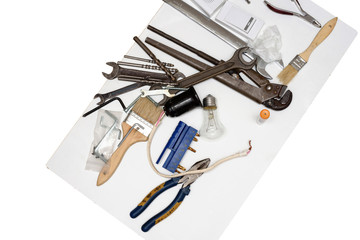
top-left (249, 26), bottom-right (283, 63)
top-left (85, 109), bottom-right (122, 172)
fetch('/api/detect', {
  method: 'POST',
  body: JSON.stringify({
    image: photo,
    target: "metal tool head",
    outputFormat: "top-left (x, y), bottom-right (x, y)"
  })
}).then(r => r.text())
top-left (178, 158), bottom-right (211, 188)
top-left (233, 47), bottom-right (257, 70)
top-left (263, 89), bottom-right (293, 111)
top-left (174, 71), bottom-right (186, 80)
top-left (94, 93), bottom-right (106, 105)
top-left (102, 62), bottom-right (120, 80)
top-left (303, 14), bottom-right (322, 28)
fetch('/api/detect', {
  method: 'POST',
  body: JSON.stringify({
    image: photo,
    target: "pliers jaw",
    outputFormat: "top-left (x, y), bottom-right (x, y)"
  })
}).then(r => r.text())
top-left (130, 158), bottom-right (211, 232)
top-left (302, 14), bottom-right (322, 28)
top-left (264, 0), bottom-right (322, 28)
top-left (178, 158), bottom-right (211, 188)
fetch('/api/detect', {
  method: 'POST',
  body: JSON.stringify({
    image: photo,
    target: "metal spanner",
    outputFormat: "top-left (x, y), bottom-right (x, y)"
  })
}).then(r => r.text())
top-left (140, 89), bottom-right (175, 98)
top-left (102, 62), bottom-right (173, 81)
top-left (96, 63), bottom-right (185, 105)
top-left (174, 47), bottom-right (256, 88)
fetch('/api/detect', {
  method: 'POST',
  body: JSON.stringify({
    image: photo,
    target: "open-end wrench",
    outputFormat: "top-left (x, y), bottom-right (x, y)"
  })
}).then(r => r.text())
top-left (102, 62), bottom-right (172, 81)
top-left (146, 37), bottom-right (292, 110)
top-left (168, 47), bottom-right (256, 89)
top-left (97, 64), bottom-right (185, 105)
top-left (94, 82), bottom-right (146, 105)
top-left (141, 89), bottom-right (175, 98)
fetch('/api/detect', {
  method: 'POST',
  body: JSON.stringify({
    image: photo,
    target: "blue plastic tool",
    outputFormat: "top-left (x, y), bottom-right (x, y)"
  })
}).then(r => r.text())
top-left (156, 121), bottom-right (198, 173)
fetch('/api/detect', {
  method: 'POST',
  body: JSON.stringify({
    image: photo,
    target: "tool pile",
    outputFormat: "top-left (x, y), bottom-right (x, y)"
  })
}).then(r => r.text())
top-left (81, 0), bottom-right (338, 233)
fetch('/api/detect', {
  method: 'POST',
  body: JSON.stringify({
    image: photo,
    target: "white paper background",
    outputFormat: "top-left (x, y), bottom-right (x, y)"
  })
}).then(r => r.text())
top-left (1, 1), bottom-right (359, 240)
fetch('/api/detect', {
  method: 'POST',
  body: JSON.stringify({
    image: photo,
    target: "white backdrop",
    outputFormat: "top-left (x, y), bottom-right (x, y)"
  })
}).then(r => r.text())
top-left (0, 0), bottom-right (359, 240)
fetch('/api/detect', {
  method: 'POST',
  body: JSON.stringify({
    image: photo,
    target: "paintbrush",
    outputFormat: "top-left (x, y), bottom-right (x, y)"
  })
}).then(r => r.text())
top-left (97, 97), bottom-right (163, 186)
top-left (278, 17), bottom-right (338, 85)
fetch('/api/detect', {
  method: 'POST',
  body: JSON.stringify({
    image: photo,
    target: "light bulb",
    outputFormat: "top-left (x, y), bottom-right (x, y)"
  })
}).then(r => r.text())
top-left (200, 95), bottom-right (224, 139)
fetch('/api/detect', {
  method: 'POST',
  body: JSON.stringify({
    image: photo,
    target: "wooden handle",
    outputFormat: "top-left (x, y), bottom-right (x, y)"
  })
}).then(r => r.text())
top-left (97, 122), bottom-right (148, 186)
top-left (300, 17), bottom-right (338, 62)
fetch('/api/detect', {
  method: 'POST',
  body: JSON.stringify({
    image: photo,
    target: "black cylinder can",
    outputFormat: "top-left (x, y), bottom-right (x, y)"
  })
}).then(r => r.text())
top-left (163, 87), bottom-right (202, 117)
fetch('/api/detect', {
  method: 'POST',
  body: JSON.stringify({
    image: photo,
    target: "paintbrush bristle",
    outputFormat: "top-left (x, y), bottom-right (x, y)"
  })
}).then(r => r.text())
top-left (131, 97), bottom-right (163, 125)
top-left (278, 64), bottom-right (299, 85)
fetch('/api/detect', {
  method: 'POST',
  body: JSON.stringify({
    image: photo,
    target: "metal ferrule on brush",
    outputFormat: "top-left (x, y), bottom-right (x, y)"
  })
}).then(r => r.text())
top-left (290, 55), bottom-right (307, 71)
top-left (125, 111), bottom-right (154, 137)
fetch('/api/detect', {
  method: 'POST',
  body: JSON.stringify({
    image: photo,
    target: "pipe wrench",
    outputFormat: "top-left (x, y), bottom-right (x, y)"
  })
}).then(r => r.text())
top-left (146, 37), bottom-right (292, 111)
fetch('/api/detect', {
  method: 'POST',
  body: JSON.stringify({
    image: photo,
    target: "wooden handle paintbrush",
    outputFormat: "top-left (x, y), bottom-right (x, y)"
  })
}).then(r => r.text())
top-left (278, 17), bottom-right (338, 85)
top-left (97, 97), bottom-right (163, 186)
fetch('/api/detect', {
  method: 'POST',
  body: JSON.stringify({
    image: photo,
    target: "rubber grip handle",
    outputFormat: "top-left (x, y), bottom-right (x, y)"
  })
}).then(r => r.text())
top-left (130, 178), bottom-right (180, 219)
top-left (141, 186), bottom-right (191, 232)
top-left (264, 1), bottom-right (294, 16)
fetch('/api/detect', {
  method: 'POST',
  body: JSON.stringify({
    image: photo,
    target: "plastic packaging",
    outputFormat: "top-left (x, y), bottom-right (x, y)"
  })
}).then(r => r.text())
top-left (249, 26), bottom-right (283, 63)
top-left (216, 1), bottom-right (265, 40)
top-left (85, 109), bottom-right (122, 172)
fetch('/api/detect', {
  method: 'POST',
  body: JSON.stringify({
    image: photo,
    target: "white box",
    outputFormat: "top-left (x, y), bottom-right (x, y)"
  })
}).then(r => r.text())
top-left (216, 1), bottom-right (264, 40)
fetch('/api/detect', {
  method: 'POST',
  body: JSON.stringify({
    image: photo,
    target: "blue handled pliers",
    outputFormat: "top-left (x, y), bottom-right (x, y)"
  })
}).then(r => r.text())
top-left (264, 0), bottom-right (322, 28)
top-left (130, 158), bottom-right (210, 232)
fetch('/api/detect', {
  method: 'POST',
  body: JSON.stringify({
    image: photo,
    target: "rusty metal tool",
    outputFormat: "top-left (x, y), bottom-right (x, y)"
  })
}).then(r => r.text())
top-left (97, 63), bottom-right (185, 105)
top-left (170, 47), bottom-right (256, 88)
top-left (146, 37), bottom-right (292, 110)
top-left (117, 61), bottom-right (178, 74)
top-left (133, 36), bottom-right (176, 81)
top-left (124, 55), bottom-right (174, 67)
top-left (130, 158), bottom-right (210, 232)
top-left (147, 25), bottom-right (266, 81)
top-left (102, 62), bottom-right (172, 81)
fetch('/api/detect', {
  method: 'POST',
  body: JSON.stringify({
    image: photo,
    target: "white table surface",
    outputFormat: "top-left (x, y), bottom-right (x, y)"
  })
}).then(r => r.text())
top-left (46, 1), bottom-right (357, 239)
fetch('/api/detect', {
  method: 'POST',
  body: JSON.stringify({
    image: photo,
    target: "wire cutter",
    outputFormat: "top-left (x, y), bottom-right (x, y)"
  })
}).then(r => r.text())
top-left (130, 158), bottom-right (210, 232)
top-left (264, 0), bottom-right (321, 28)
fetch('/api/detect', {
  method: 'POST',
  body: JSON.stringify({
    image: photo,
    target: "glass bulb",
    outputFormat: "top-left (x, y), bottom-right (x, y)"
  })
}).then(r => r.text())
top-left (200, 107), bottom-right (224, 139)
